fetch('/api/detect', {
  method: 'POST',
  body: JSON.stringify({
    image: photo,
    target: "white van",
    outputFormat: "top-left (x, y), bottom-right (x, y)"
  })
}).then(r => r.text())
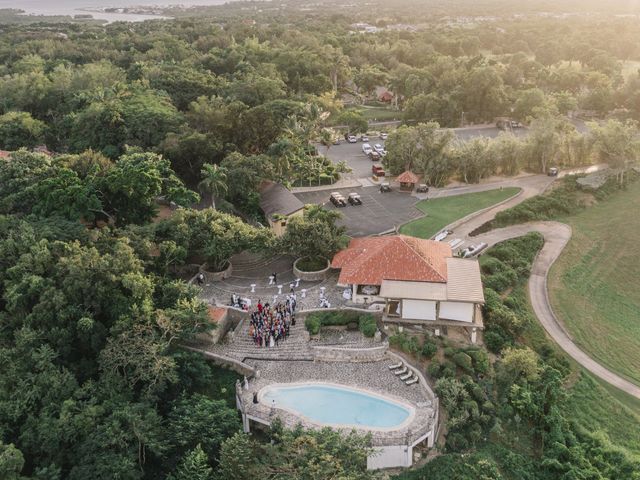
top-left (362, 143), bottom-right (373, 155)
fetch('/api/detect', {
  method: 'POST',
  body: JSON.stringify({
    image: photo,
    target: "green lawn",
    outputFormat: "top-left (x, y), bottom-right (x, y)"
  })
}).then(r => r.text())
top-left (549, 181), bottom-right (640, 385)
top-left (399, 187), bottom-right (520, 239)
top-left (567, 372), bottom-right (640, 456)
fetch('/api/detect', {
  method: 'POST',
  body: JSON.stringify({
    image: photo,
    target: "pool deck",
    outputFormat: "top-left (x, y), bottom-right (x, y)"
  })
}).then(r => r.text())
top-left (237, 357), bottom-right (437, 447)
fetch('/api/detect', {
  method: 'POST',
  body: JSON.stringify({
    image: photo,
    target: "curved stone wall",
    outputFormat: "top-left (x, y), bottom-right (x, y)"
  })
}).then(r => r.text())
top-left (293, 257), bottom-right (331, 281)
top-left (203, 261), bottom-right (233, 281)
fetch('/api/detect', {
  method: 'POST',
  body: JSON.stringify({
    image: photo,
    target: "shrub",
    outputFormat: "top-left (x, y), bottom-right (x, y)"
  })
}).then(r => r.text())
top-left (443, 347), bottom-right (456, 358)
top-left (483, 288), bottom-right (503, 313)
top-left (466, 349), bottom-right (490, 374)
top-left (484, 328), bottom-right (509, 353)
top-left (441, 360), bottom-right (458, 378)
top-left (421, 338), bottom-right (438, 359)
top-left (305, 315), bottom-right (321, 335)
top-left (427, 361), bottom-right (442, 378)
top-left (358, 314), bottom-right (377, 337)
top-left (304, 310), bottom-right (360, 332)
top-left (389, 332), bottom-right (421, 355)
top-left (483, 270), bottom-right (518, 293)
top-left (453, 352), bottom-right (474, 373)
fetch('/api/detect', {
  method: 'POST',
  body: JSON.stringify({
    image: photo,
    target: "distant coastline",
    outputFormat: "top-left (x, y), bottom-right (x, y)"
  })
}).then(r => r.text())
top-left (0, 1), bottom-right (232, 23)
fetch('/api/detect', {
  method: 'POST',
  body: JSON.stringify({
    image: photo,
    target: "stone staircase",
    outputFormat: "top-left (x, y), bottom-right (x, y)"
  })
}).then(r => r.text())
top-left (214, 317), bottom-right (313, 362)
top-left (231, 252), bottom-right (290, 275)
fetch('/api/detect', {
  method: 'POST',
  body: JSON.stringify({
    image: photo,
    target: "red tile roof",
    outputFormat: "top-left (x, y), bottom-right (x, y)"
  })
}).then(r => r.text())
top-left (332, 235), bottom-right (452, 286)
top-left (396, 170), bottom-right (419, 184)
top-left (0, 150), bottom-right (11, 159)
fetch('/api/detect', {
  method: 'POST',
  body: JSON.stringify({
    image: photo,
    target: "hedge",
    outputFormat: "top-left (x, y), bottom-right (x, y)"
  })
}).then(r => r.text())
top-left (304, 310), bottom-right (378, 336)
top-left (358, 314), bottom-right (377, 337)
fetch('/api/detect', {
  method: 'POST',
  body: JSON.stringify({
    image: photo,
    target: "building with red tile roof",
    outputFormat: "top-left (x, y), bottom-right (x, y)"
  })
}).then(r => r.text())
top-left (332, 235), bottom-right (485, 343)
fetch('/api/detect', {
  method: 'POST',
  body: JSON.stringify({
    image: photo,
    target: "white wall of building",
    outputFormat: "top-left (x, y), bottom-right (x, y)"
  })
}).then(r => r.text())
top-left (367, 445), bottom-right (412, 469)
top-left (402, 299), bottom-right (437, 321)
top-left (439, 301), bottom-right (474, 323)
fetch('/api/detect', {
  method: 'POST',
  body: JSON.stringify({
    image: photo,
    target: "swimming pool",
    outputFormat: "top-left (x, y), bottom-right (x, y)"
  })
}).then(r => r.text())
top-left (259, 383), bottom-right (413, 429)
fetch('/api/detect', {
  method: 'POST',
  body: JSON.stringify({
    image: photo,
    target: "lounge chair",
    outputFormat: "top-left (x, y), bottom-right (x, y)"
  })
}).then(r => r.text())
top-left (405, 377), bottom-right (419, 385)
top-left (388, 362), bottom-right (403, 370)
top-left (400, 371), bottom-right (413, 381)
top-left (394, 366), bottom-right (408, 376)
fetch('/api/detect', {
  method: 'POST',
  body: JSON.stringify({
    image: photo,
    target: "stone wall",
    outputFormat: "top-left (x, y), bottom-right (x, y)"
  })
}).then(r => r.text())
top-left (293, 257), bottom-right (331, 281)
top-left (183, 346), bottom-right (256, 377)
top-left (312, 342), bottom-right (389, 362)
top-left (203, 261), bottom-right (233, 281)
top-left (196, 306), bottom-right (249, 345)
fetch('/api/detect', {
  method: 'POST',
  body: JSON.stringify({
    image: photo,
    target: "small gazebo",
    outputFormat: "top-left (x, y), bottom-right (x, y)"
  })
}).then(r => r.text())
top-left (396, 170), bottom-right (419, 191)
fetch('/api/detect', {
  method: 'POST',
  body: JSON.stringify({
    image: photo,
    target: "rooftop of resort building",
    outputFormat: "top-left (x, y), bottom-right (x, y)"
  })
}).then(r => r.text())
top-left (331, 235), bottom-right (451, 285)
top-left (258, 181), bottom-right (305, 220)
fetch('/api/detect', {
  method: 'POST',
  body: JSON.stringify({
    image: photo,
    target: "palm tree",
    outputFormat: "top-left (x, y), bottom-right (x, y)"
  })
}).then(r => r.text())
top-left (198, 164), bottom-right (228, 209)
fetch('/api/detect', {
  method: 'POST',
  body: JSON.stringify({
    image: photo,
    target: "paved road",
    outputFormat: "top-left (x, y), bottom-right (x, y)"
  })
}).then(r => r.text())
top-left (442, 165), bottom-right (640, 399)
top-left (469, 223), bottom-right (640, 399)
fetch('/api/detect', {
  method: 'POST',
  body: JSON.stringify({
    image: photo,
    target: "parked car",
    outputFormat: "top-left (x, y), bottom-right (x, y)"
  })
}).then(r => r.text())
top-left (329, 192), bottom-right (347, 207)
top-left (379, 182), bottom-right (391, 192)
top-left (360, 134), bottom-right (370, 142)
top-left (345, 133), bottom-right (357, 143)
top-left (373, 144), bottom-right (385, 154)
top-left (333, 137), bottom-right (341, 145)
top-left (348, 193), bottom-right (362, 205)
top-left (368, 151), bottom-right (381, 162)
top-left (548, 167), bottom-right (559, 177)
top-left (362, 143), bottom-right (373, 155)
top-left (372, 164), bottom-right (386, 177)
top-left (379, 132), bottom-right (388, 140)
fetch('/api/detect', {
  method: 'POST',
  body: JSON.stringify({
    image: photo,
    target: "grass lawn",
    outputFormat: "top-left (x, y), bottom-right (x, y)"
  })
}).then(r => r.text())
top-left (548, 181), bottom-right (640, 385)
top-left (489, 238), bottom-right (640, 459)
top-left (567, 372), bottom-right (640, 456)
top-left (399, 187), bottom-right (520, 239)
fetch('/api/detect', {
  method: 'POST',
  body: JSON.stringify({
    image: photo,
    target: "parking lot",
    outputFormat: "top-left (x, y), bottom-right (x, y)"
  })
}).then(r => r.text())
top-left (317, 135), bottom-right (388, 179)
top-left (294, 186), bottom-right (422, 236)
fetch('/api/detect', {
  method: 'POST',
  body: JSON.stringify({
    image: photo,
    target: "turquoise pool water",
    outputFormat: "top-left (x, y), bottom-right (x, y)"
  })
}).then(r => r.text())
top-left (260, 384), bottom-right (411, 428)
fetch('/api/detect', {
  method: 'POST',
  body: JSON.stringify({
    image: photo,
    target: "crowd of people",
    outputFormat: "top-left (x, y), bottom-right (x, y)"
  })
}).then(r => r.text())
top-left (248, 296), bottom-right (297, 348)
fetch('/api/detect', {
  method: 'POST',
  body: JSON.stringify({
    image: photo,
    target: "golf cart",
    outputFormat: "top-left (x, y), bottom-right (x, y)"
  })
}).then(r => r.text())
top-left (548, 167), bottom-right (559, 177)
top-left (379, 182), bottom-right (391, 193)
top-left (329, 192), bottom-right (347, 207)
top-left (416, 184), bottom-right (429, 193)
top-left (348, 192), bottom-right (363, 205)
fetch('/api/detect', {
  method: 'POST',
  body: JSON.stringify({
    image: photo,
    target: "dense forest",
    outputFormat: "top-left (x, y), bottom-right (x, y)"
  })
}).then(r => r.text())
top-left (1, 1), bottom-right (640, 479)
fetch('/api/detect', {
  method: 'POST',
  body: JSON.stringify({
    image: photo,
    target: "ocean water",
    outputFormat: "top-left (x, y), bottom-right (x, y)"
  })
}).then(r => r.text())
top-left (261, 384), bottom-right (412, 428)
top-left (0, 0), bottom-right (230, 22)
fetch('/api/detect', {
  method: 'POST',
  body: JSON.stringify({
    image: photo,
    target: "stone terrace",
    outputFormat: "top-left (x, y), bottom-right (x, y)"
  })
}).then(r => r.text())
top-left (199, 252), bottom-right (348, 311)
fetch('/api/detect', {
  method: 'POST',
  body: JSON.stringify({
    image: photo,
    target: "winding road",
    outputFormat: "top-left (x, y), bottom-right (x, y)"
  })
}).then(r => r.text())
top-left (447, 173), bottom-right (640, 400)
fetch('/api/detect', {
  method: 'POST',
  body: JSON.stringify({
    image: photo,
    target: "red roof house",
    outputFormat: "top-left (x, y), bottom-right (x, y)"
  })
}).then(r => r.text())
top-left (331, 235), bottom-right (485, 341)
